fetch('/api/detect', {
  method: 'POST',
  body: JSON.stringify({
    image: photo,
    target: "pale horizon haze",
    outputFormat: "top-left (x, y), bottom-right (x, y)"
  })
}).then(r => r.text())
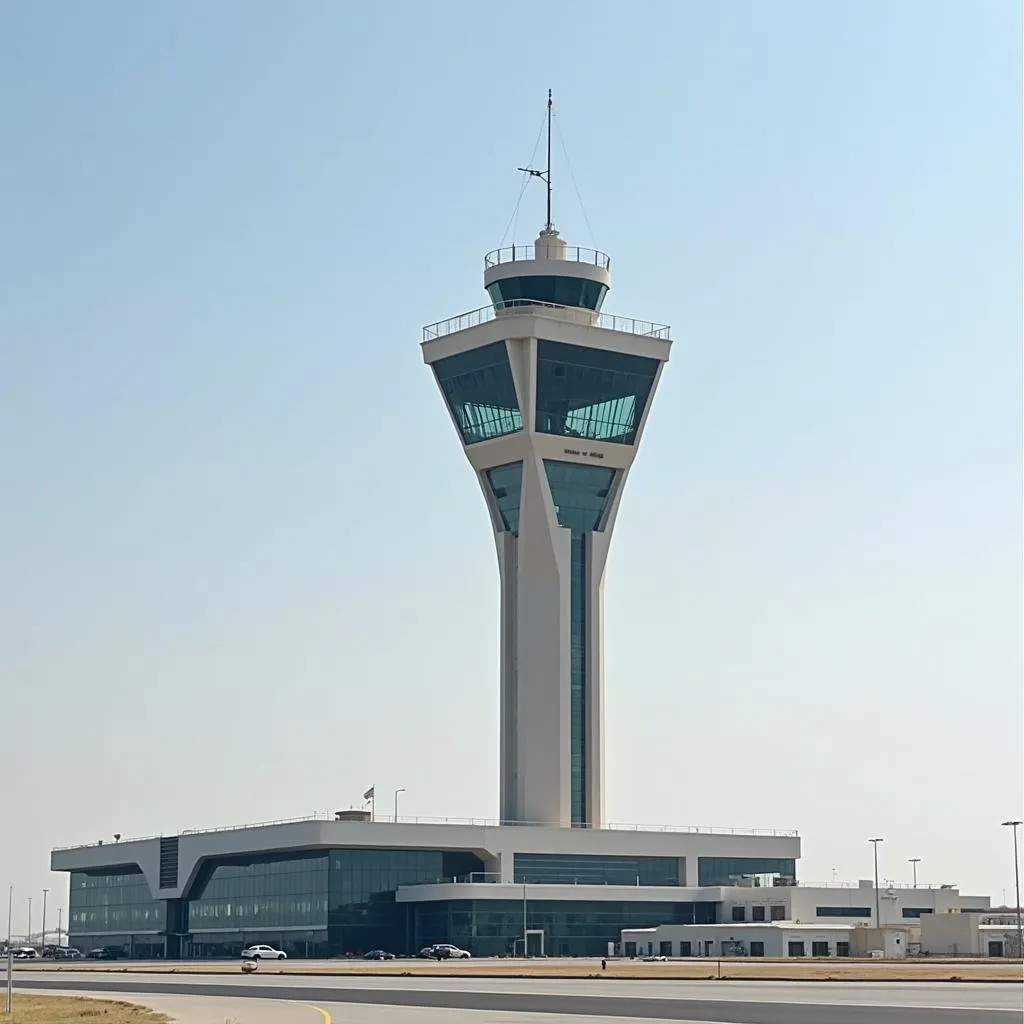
top-left (1, 0), bottom-right (1021, 934)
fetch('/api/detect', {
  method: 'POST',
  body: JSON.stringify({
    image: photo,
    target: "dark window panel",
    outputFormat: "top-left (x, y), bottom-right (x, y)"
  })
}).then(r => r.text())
top-left (433, 341), bottom-right (522, 445)
top-left (485, 462), bottom-right (523, 533)
top-left (536, 340), bottom-right (658, 445)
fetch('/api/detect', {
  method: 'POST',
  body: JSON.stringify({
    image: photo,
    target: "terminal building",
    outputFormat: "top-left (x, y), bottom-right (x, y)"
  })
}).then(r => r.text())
top-left (47, 117), bottom-right (991, 959)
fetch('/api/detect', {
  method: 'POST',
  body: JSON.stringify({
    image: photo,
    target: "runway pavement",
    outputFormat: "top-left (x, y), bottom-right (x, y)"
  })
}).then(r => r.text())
top-left (13, 969), bottom-right (1022, 1023)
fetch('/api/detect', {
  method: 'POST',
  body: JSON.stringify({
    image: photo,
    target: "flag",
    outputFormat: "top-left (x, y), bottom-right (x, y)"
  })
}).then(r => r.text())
top-left (363, 786), bottom-right (375, 801)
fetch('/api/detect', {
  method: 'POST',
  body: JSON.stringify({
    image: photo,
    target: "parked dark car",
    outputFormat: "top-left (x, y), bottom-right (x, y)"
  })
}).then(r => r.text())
top-left (362, 950), bottom-right (396, 960)
top-left (86, 947), bottom-right (122, 960)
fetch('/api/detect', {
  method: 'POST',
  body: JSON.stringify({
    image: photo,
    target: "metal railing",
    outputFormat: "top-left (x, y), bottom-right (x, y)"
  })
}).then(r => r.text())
top-left (485, 245), bottom-right (610, 269)
top-left (53, 814), bottom-right (796, 851)
top-left (422, 299), bottom-right (670, 342)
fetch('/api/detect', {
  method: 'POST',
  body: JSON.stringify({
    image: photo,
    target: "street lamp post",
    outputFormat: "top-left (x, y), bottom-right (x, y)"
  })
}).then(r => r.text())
top-left (909, 858), bottom-right (921, 888)
top-left (393, 788), bottom-right (406, 823)
top-left (1001, 820), bottom-right (1023, 959)
top-left (522, 881), bottom-right (528, 959)
top-left (26, 899), bottom-right (31, 949)
top-left (40, 890), bottom-right (48, 954)
top-left (6, 886), bottom-right (13, 1015)
top-left (869, 838), bottom-right (884, 929)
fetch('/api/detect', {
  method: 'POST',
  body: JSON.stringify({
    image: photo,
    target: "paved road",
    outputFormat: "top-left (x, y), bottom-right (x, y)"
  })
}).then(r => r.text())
top-left (14, 970), bottom-right (1022, 1023)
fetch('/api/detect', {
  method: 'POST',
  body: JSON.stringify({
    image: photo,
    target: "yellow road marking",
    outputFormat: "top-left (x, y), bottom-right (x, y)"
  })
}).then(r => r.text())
top-left (302, 1003), bottom-right (332, 1024)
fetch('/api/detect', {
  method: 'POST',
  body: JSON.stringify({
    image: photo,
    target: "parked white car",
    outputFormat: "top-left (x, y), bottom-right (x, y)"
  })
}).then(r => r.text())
top-left (240, 944), bottom-right (286, 960)
top-left (431, 943), bottom-right (471, 959)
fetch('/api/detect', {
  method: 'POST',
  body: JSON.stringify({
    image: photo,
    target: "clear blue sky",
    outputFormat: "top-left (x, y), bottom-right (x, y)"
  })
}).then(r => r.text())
top-left (1, 0), bottom-right (1020, 932)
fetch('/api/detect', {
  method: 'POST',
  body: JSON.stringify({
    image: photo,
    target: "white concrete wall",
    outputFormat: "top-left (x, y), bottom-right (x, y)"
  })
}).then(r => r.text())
top-left (718, 884), bottom-right (989, 927)
top-left (620, 923), bottom-right (854, 958)
top-left (919, 913), bottom-right (980, 955)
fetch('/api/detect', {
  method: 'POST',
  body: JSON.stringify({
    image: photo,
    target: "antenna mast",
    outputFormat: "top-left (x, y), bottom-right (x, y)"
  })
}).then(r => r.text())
top-left (518, 89), bottom-right (554, 233)
top-left (545, 88), bottom-right (552, 232)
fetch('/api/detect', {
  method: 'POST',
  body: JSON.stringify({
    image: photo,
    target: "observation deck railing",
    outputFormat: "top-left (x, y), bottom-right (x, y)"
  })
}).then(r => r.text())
top-left (422, 298), bottom-right (670, 343)
top-left (485, 245), bottom-right (610, 269)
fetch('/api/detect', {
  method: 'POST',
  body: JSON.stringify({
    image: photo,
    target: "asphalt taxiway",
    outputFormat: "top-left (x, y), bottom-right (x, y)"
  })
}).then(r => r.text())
top-left (13, 969), bottom-right (1022, 1023)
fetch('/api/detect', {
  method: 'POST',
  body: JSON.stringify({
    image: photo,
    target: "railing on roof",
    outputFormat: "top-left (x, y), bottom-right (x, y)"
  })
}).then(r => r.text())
top-left (485, 245), bottom-right (611, 269)
top-left (422, 299), bottom-right (670, 343)
top-left (52, 814), bottom-right (797, 851)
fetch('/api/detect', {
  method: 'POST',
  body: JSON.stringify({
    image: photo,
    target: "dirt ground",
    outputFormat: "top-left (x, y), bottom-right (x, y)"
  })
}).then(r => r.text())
top-left (8, 995), bottom-right (170, 1024)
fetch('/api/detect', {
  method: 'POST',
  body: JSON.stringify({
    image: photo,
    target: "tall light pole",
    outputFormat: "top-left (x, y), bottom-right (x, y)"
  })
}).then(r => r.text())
top-left (1001, 820), bottom-right (1023, 959)
top-left (6, 885), bottom-right (13, 1014)
top-left (25, 898), bottom-right (31, 948)
top-left (869, 838), bottom-right (884, 929)
top-left (393, 788), bottom-right (406, 823)
top-left (57, 908), bottom-right (62, 948)
top-left (40, 890), bottom-right (48, 953)
top-left (909, 858), bottom-right (921, 888)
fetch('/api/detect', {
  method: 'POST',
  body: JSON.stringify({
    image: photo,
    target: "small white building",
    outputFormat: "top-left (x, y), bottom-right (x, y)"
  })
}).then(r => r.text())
top-left (621, 922), bottom-right (857, 959)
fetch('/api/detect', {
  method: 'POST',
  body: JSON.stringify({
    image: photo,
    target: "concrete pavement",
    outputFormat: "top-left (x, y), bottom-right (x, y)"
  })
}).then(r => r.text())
top-left (14, 970), bottom-right (1022, 1023)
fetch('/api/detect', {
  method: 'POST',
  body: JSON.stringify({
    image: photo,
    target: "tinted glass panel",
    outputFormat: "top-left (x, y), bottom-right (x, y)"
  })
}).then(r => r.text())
top-left (433, 341), bottom-right (522, 445)
top-left (697, 858), bottom-right (797, 886)
top-left (513, 854), bottom-right (680, 887)
top-left (544, 461), bottom-right (615, 533)
top-left (536, 340), bottom-right (658, 445)
top-left (487, 276), bottom-right (608, 311)
top-left (485, 462), bottom-right (523, 533)
top-left (816, 906), bottom-right (871, 918)
top-left (569, 533), bottom-right (587, 826)
top-left (415, 898), bottom-right (714, 957)
top-left (69, 869), bottom-right (164, 946)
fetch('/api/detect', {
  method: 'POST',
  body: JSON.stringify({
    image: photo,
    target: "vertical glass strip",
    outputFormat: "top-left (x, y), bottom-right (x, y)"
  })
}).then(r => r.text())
top-left (570, 533), bottom-right (587, 827)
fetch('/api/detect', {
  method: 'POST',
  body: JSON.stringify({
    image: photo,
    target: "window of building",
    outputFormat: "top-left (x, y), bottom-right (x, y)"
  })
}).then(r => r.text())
top-left (512, 854), bottom-right (680, 887)
top-left (69, 869), bottom-right (165, 945)
top-left (770, 905), bottom-right (786, 921)
top-left (901, 908), bottom-right (933, 919)
top-left (811, 941), bottom-right (830, 957)
top-left (697, 858), bottom-right (797, 886)
top-left (836, 942), bottom-right (850, 957)
top-left (816, 907), bottom-right (872, 918)
top-left (487, 275), bottom-right (608, 312)
top-left (433, 341), bottom-right (522, 445)
top-left (788, 941), bottom-right (806, 957)
top-left (485, 462), bottom-right (523, 533)
top-left (749, 941), bottom-right (765, 957)
top-left (659, 940), bottom-right (672, 957)
top-left (416, 900), bottom-right (711, 959)
top-left (731, 906), bottom-right (746, 922)
top-left (535, 340), bottom-right (659, 445)
top-left (752, 905), bottom-right (766, 922)
top-left (679, 940), bottom-right (692, 957)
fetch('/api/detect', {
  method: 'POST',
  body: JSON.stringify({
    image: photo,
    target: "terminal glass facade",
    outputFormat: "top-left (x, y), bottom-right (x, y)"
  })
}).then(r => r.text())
top-left (415, 899), bottom-right (717, 957)
top-left (68, 868), bottom-right (165, 957)
top-left (513, 853), bottom-right (682, 887)
top-left (696, 857), bottom-right (797, 886)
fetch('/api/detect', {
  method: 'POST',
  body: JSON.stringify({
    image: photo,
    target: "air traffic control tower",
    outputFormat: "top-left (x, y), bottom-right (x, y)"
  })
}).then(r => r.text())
top-left (422, 144), bottom-right (671, 831)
